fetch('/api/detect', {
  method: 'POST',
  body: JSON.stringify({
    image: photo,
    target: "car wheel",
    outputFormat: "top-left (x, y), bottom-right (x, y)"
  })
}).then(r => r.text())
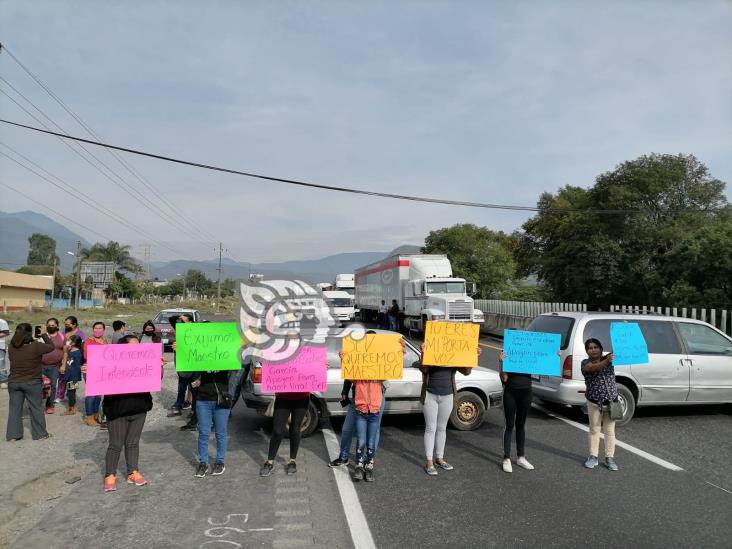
top-left (615, 384), bottom-right (636, 427)
top-left (284, 400), bottom-right (320, 438)
top-left (449, 391), bottom-right (486, 431)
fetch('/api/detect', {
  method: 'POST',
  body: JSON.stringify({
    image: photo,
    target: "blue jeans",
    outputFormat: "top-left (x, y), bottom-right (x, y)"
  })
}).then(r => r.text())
top-left (355, 410), bottom-right (381, 465)
top-left (339, 396), bottom-right (386, 461)
top-left (0, 349), bottom-right (8, 383)
top-left (42, 366), bottom-right (59, 409)
top-left (175, 374), bottom-right (192, 410)
top-left (196, 400), bottom-right (229, 464)
top-left (83, 373), bottom-right (101, 416)
top-left (388, 315), bottom-right (398, 331)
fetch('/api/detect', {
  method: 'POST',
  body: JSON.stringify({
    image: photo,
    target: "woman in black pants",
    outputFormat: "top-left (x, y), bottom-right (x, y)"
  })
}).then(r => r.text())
top-left (499, 352), bottom-right (534, 473)
top-left (260, 392), bottom-right (310, 477)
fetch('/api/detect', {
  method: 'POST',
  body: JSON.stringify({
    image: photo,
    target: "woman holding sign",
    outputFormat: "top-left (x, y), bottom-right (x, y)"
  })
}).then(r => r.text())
top-left (81, 322), bottom-right (108, 427)
top-left (102, 334), bottom-right (153, 492)
top-left (499, 352), bottom-right (535, 473)
top-left (260, 390), bottom-right (310, 477)
top-left (581, 339), bottom-right (618, 471)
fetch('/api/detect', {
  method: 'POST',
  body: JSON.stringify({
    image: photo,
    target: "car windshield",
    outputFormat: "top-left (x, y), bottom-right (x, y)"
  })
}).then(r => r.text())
top-left (527, 315), bottom-right (574, 350)
top-left (426, 282), bottom-right (466, 295)
top-left (338, 288), bottom-right (355, 296)
top-left (153, 311), bottom-right (193, 324)
top-left (328, 298), bottom-right (353, 308)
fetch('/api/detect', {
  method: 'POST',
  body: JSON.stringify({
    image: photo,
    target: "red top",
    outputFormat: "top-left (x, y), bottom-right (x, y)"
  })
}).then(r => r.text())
top-left (82, 338), bottom-right (106, 363)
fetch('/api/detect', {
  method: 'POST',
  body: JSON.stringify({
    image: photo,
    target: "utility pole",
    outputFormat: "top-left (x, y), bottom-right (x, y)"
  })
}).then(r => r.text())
top-left (50, 256), bottom-right (57, 307)
top-left (216, 242), bottom-right (223, 312)
top-left (74, 241), bottom-right (81, 310)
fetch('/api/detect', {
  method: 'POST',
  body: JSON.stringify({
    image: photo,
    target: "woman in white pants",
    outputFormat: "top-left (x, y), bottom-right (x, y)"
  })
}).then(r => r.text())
top-left (417, 347), bottom-right (480, 475)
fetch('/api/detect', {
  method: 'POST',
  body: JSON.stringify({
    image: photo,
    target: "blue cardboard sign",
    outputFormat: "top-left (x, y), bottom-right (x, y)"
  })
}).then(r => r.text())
top-left (610, 322), bottom-right (649, 365)
top-left (502, 329), bottom-right (561, 376)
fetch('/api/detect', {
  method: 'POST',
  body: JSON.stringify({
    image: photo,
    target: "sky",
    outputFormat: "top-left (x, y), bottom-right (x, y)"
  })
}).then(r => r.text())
top-left (1, 1), bottom-right (731, 264)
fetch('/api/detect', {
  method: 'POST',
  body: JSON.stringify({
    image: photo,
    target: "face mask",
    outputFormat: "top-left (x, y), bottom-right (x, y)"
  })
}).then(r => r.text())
top-left (64, 325), bottom-right (72, 332)
top-left (93, 329), bottom-right (104, 338)
top-left (144, 331), bottom-right (154, 335)
top-left (46, 326), bottom-right (58, 334)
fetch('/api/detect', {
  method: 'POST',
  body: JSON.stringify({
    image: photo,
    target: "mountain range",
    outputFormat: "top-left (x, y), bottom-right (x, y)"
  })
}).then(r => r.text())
top-left (0, 210), bottom-right (421, 282)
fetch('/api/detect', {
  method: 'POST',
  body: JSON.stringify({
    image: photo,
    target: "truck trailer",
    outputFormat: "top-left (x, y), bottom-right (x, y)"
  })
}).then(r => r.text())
top-left (354, 254), bottom-right (484, 332)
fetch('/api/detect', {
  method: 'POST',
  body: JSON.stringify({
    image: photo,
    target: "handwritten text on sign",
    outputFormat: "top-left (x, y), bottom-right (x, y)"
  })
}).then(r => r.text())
top-left (341, 334), bottom-right (403, 380)
top-left (85, 343), bottom-right (162, 396)
top-left (175, 322), bottom-right (242, 372)
top-left (262, 346), bottom-right (327, 393)
top-left (610, 322), bottom-right (649, 365)
top-left (502, 329), bottom-right (561, 376)
top-left (422, 321), bottom-right (479, 367)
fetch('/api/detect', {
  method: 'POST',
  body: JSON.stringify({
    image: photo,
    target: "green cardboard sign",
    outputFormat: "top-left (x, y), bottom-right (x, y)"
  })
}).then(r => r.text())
top-left (175, 322), bottom-right (242, 372)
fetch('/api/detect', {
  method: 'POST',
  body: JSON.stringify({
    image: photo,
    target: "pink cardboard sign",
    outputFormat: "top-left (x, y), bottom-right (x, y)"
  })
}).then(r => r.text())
top-left (262, 346), bottom-right (327, 393)
top-left (85, 343), bottom-right (162, 396)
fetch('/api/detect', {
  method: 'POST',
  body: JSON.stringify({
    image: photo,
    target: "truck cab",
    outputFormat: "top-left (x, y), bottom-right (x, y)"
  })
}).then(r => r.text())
top-left (404, 277), bottom-right (483, 331)
top-left (322, 290), bottom-right (356, 325)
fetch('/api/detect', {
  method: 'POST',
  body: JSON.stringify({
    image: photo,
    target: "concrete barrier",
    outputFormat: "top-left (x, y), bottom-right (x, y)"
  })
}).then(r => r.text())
top-left (479, 313), bottom-right (533, 338)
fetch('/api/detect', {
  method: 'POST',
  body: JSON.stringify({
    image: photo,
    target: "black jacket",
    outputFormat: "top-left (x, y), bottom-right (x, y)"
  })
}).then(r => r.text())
top-left (103, 392), bottom-right (153, 421)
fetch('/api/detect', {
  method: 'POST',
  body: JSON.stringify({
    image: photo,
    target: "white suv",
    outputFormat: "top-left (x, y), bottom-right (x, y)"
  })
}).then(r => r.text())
top-left (529, 312), bottom-right (732, 425)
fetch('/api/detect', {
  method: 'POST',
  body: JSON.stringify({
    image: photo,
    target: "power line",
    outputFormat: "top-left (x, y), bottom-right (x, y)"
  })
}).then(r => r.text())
top-left (0, 76), bottom-right (218, 249)
top-left (0, 144), bottom-right (188, 257)
top-left (0, 45), bottom-right (219, 243)
top-left (1, 118), bottom-right (725, 216)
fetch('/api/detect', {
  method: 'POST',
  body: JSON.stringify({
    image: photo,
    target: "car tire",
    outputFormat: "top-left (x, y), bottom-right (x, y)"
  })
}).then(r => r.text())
top-left (615, 384), bottom-right (636, 426)
top-left (449, 391), bottom-right (486, 431)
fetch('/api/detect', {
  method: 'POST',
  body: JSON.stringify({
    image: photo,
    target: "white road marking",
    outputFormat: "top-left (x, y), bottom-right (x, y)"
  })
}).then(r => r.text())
top-left (322, 427), bottom-right (377, 549)
top-left (705, 481), bottom-right (732, 494)
top-left (532, 403), bottom-right (684, 472)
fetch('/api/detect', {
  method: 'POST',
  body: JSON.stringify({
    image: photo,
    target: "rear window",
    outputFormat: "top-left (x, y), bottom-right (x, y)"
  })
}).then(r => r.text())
top-left (583, 319), bottom-right (682, 355)
top-left (527, 315), bottom-right (574, 350)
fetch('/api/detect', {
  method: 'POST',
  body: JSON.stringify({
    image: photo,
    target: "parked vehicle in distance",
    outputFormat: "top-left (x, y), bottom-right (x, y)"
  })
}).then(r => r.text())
top-left (334, 273), bottom-right (355, 295)
top-left (323, 290), bottom-right (356, 324)
top-left (529, 312), bottom-right (732, 425)
top-left (355, 254), bottom-right (484, 332)
top-left (152, 308), bottom-right (203, 349)
top-left (240, 330), bottom-right (503, 436)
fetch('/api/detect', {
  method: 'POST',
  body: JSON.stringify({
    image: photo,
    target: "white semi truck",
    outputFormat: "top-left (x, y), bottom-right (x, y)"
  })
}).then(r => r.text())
top-left (334, 274), bottom-right (355, 295)
top-left (323, 290), bottom-right (356, 324)
top-left (354, 254), bottom-right (484, 331)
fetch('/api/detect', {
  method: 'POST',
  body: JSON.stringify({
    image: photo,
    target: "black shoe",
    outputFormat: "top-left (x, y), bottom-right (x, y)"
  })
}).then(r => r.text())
top-left (195, 463), bottom-right (209, 478)
top-left (328, 457), bottom-right (348, 468)
top-left (286, 462), bottom-right (297, 475)
top-left (182, 401), bottom-right (192, 410)
top-left (364, 468), bottom-right (375, 482)
top-left (180, 422), bottom-right (197, 431)
top-left (167, 410), bottom-right (182, 417)
top-left (352, 465), bottom-right (364, 482)
top-left (211, 462), bottom-right (225, 476)
top-left (260, 462), bottom-right (274, 477)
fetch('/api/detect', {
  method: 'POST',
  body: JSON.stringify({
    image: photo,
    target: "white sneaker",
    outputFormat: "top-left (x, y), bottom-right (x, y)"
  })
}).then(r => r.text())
top-left (0, 383), bottom-right (7, 389)
top-left (517, 457), bottom-right (535, 470)
top-left (502, 459), bottom-right (513, 473)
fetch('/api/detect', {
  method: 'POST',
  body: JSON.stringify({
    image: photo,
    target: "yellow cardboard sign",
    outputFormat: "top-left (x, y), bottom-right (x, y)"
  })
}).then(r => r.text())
top-left (341, 334), bottom-right (403, 380)
top-left (422, 321), bottom-right (479, 367)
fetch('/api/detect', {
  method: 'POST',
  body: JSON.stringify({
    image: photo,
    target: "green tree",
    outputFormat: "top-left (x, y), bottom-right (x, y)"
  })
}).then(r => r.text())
top-left (80, 241), bottom-right (143, 275)
top-left (422, 223), bottom-right (516, 299)
top-left (519, 154), bottom-right (728, 309)
top-left (27, 233), bottom-right (59, 266)
top-left (184, 269), bottom-right (212, 295)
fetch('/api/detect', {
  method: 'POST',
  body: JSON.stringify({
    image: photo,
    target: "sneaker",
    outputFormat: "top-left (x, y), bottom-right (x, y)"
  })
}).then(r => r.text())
top-left (127, 470), bottom-right (149, 486)
top-left (182, 401), bottom-right (192, 410)
top-left (45, 407), bottom-right (54, 414)
top-left (286, 462), bottom-right (297, 475)
top-left (517, 457), bottom-right (535, 470)
top-left (424, 465), bottom-right (438, 476)
top-left (328, 457), bottom-right (348, 468)
top-left (103, 474), bottom-right (117, 492)
top-left (180, 422), bottom-right (197, 431)
top-left (364, 468), bottom-right (375, 482)
top-left (605, 457), bottom-right (619, 471)
top-left (0, 382), bottom-right (7, 389)
top-left (211, 462), bottom-right (226, 476)
top-left (167, 409), bottom-right (182, 417)
top-left (195, 463), bottom-right (209, 478)
top-left (99, 422), bottom-right (108, 430)
top-left (435, 460), bottom-right (454, 471)
top-left (352, 464), bottom-right (365, 482)
top-left (584, 456), bottom-right (599, 469)
top-left (62, 407), bottom-right (76, 416)
top-left (259, 461), bottom-right (274, 477)
top-left (502, 459), bottom-right (513, 473)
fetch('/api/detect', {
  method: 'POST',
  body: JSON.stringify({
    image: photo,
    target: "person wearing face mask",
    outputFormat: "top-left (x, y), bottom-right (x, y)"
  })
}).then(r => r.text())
top-left (81, 322), bottom-right (108, 427)
top-left (40, 318), bottom-right (65, 414)
top-left (58, 316), bottom-right (86, 402)
top-left (139, 321), bottom-right (161, 345)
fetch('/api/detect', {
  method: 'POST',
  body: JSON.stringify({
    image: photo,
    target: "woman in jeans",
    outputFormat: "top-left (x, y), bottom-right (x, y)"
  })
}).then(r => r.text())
top-left (194, 370), bottom-right (231, 478)
top-left (102, 335), bottom-right (153, 492)
top-left (499, 351), bottom-right (535, 473)
top-left (260, 392), bottom-right (310, 477)
top-left (6, 323), bottom-right (54, 441)
top-left (419, 346), bottom-right (480, 476)
top-left (81, 322), bottom-right (108, 426)
top-left (581, 338), bottom-right (619, 471)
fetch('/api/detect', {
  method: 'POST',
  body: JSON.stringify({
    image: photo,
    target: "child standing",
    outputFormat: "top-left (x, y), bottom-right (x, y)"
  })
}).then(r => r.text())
top-left (60, 335), bottom-right (83, 415)
top-left (351, 379), bottom-right (384, 482)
